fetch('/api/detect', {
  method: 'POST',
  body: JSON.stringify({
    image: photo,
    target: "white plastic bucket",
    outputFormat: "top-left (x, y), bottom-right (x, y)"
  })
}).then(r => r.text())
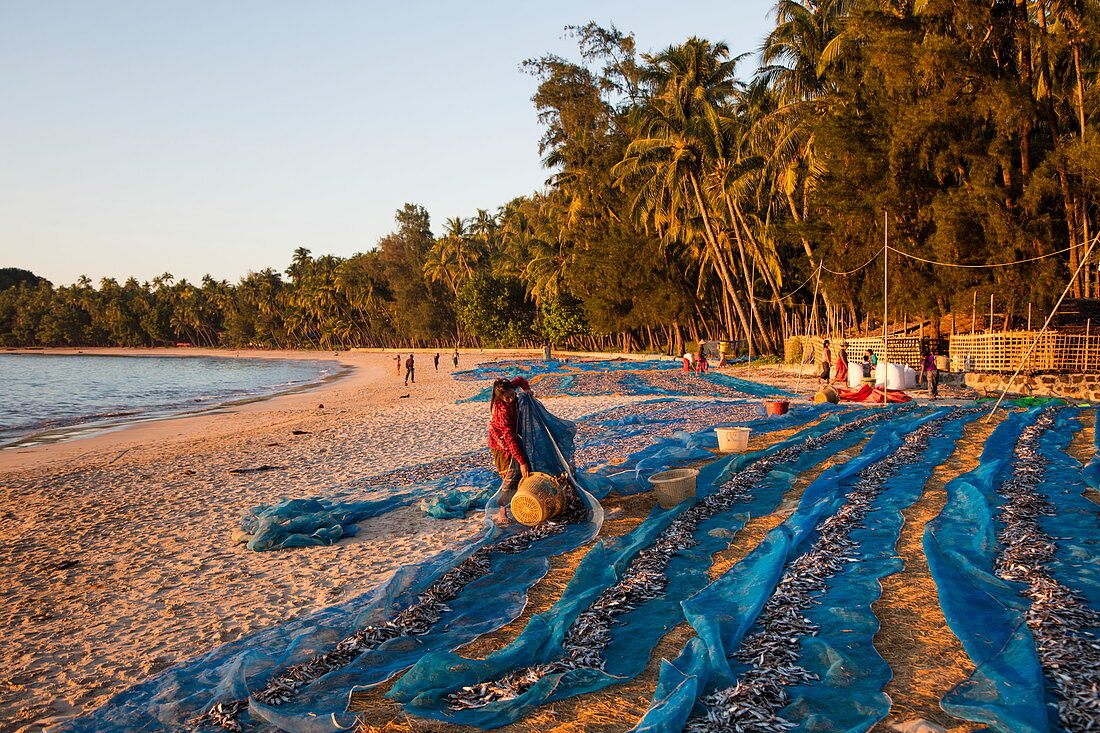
top-left (715, 426), bottom-right (751, 452)
top-left (848, 362), bottom-right (864, 388)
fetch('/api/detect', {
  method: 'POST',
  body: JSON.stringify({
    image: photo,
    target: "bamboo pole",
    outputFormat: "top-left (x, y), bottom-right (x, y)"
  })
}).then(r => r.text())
top-left (883, 212), bottom-right (889, 406)
top-left (989, 293), bottom-right (994, 334)
top-left (972, 292), bottom-right (977, 335)
top-left (985, 233), bottom-right (1100, 421)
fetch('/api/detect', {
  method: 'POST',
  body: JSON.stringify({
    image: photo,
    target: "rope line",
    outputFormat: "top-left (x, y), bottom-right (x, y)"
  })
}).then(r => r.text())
top-left (746, 241), bottom-right (1074, 304)
top-left (886, 243), bottom-right (1074, 268)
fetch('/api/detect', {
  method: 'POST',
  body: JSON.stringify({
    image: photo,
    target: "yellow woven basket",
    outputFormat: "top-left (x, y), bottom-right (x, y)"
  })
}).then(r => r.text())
top-left (511, 472), bottom-right (568, 525)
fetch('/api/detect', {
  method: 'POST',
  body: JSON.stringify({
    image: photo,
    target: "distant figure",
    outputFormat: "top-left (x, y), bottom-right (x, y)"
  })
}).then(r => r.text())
top-left (452, 350), bottom-right (459, 369)
top-left (433, 352), bottom-right (440, 371)
top-left (696, 347), bottom-right (709, 373)
top-left (404, 354), bottom-right (415, 385)
top-left (682, 352), bottom-right (694, 373)
top-left (820, 340), bottom-right (832, 383)
top-left (488, 377), bottom-right (533, 525)
top-left (865, 349), bottom-right (878, 367)
top-left (834, 343), bottom-right (849, 385)
top-left (717, 351), bottom-right (728, 368)
top-left (394, 354), bottom-right (401, 375)
top-left (921, 349), bottom-right (939, 399)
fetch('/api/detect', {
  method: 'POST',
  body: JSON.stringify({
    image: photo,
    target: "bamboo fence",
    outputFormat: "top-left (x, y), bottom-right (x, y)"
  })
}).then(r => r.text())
top-left (791, 331), bottom-right (1100, 373)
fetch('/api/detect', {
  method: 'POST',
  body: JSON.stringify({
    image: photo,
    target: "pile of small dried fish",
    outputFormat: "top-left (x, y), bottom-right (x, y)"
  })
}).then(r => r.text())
top-left (685, 408), bottom-right (978, 733)
top-left (574, 402), bottom-right (763, 467)
top-left (190, 483), bottom-right (588, 731)
top-left (993, 408), bottom-right (1100, 732)
top-left (443, 406), bottom-right (913, 711)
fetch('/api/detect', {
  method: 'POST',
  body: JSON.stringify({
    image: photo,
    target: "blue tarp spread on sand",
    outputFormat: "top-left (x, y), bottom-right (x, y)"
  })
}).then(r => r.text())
top-left (386, 408), bottom-right (897, 729)
top-left (630, 406), bottom-right (980, 733)
top-left (59, 395), bottom-right (603, 733)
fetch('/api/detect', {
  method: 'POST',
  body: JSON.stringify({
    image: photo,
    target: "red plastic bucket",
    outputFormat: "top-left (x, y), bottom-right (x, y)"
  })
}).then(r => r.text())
top-left (765, 400), bottom-right (790, 416)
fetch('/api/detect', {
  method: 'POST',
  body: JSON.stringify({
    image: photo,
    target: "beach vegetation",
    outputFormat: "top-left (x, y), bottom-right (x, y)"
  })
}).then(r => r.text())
top-left (2, 2), bottom-right (1098, 352)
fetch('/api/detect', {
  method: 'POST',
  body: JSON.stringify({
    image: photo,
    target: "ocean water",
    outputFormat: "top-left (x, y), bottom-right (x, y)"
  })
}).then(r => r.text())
top-left (0, 353), bottom-right (345, 448)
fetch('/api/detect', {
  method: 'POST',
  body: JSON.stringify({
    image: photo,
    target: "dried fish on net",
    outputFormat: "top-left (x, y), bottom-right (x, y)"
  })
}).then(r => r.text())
top-left (684, 407), bottom-right (981, 733)
top-left (573, 402), bottom-right (761, 468)
top-left (442, 406), bottom-right (916, 711)
top-left (992, 407), bottom-right (1100, 732)
top-left (190, 483), bottom-right (589, 731)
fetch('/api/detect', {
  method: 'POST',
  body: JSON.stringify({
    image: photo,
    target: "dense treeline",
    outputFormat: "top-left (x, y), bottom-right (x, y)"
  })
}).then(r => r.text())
top-left (3, 0), bottom-right (1098, 353)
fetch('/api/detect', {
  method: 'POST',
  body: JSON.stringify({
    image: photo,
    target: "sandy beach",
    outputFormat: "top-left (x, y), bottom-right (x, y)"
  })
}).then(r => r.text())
top-left (2, 348), bottom-right (789, 731)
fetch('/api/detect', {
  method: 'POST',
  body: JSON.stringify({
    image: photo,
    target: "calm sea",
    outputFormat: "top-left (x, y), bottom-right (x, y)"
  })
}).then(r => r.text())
top-left (0, 353), bottom-right (346, 448)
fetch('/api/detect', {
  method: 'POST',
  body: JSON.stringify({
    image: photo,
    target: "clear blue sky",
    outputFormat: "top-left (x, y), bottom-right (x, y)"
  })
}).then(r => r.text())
top-left (0, 1), bottom-right (775, 286)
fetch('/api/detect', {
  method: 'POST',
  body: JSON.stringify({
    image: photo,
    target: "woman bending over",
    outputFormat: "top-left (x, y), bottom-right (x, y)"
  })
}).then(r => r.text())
top-left (488, 377), bottom-right (533, 525)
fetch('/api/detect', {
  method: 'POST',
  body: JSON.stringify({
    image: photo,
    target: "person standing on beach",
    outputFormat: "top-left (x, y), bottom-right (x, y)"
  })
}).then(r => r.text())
top-left (488, 377), bottom-right (532, 525)
top-left (404, 354), bottom-right (415, 385)
top-left (921, 349), bottom-right (939, 399)
top-left (452, 350), bottom-right (459, 369)
top-left (695, 346), bottom-right (709, 373)
top-left (833, 343), bottom-right (849, 385)
top-left (820, 340), bottom-right (832, 383)
top-left (433, 352), bottom-right (440, 371)
top-left (394, 354), bottom-right (401, 375)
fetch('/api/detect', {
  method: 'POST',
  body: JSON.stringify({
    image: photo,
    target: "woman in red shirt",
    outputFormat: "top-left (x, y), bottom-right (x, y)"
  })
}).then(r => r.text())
top-left (488, 377), bottom-right (533, 525)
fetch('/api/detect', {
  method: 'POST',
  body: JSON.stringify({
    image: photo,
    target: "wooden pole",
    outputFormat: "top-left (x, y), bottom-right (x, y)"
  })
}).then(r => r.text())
top-left (972, 292), bottom-right (977, 335)
top-left (1028, 302), bottom-right (1033, 331)
top-left (1086, 318), bottom-right (1091, 373)
top-left (985, 233), bottom-right (1100, 421)
top-left (883, 212), bottom-right (889, 406)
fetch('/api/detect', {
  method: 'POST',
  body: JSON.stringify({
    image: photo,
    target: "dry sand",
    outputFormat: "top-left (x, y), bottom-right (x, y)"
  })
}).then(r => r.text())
top-left (1, 349), bottom-right (808, 732)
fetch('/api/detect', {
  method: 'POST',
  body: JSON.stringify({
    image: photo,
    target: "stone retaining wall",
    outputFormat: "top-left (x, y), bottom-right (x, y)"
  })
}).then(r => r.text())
top-left (964, 372), bottom-right (1100, 401)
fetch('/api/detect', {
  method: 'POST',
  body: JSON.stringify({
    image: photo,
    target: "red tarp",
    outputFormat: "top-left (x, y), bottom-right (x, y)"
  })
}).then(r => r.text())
top-left (836, 384), bottom-right (913, 403)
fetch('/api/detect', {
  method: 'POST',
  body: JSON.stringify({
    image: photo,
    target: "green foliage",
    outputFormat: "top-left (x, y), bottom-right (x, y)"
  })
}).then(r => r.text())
top-left (0, 268), bottom-right (44, 291)
top-left (455, 273), bottom-right (536, 346)
top-left (537, 291), bottom-right (590, 345)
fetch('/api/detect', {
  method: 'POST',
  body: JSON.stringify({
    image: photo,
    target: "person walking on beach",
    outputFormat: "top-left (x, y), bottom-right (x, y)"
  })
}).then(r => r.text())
top-left (433, 352), bottom-right (440, 371)
top-left (404, 354), bottom-right (415, 385)
top-left (820, 340), bottom-right (832, 383)
top-left (488, 377), bottom-right (533, 525)
top-left (921, 349), bottom-right (939, 399)
top-left (452, 350), bottom-right (459, 369)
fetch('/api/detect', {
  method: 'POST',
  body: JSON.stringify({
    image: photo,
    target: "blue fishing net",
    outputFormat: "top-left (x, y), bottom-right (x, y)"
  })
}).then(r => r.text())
top-left (630, 406), bottom-right (964, 733)
top-left (455, 358), bottom-right (796, 402)
top-left (59, 396), bottom-right (604, 733)
top-left (386, 408), bottom-right (895, 728)
top-left (926, 409), bottom-right (1052, 733)
top-left (934, 408), bottom-right (1100, 732)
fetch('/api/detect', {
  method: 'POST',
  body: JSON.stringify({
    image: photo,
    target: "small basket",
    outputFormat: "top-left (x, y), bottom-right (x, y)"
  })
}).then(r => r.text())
top-left (764, 400), bottom-right (790, 416)
top-left (648, 468), bottom-right (699, 509)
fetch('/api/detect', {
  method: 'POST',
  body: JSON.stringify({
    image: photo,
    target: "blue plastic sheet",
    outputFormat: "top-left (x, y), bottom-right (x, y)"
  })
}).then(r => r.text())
top-left (631, 407), bottom-right (966, 733)
top-left (387, 408), bottom-right (898, 728)
top-left (60, 396), bottom-right (603, 733)
top-left (926, 409), bottom-right (1052, 733)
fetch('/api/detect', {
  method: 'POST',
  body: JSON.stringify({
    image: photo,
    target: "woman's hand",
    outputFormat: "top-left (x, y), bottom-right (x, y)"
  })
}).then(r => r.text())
top-left (520, 463), bottom-right (531, 479)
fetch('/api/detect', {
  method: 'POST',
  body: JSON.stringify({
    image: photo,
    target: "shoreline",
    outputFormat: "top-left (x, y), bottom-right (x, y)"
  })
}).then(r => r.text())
top-left (0, 351), bottom-right (354, 453)
top-left (0, 348), bottom-right (373, 473)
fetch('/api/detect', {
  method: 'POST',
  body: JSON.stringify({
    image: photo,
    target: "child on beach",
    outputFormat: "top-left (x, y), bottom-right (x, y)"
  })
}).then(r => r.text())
top-left (433, 352), bottom-right (440, 370)
top-left (488, 377), bottom-right (533, 525)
